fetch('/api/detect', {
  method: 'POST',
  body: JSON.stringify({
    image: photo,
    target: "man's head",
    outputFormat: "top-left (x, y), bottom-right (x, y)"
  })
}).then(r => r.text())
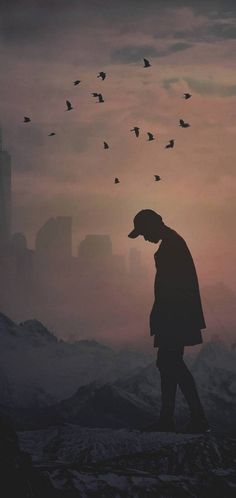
top-left (128, 209), bottom-right (164, 243)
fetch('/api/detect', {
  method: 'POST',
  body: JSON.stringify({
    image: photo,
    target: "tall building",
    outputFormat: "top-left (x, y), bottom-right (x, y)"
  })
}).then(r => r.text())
top-left (35, 216), bottom-right (72, 261)
top-left (78, 234), bottom-right (112, 262)
top-left (77, 234), bottom-right (113, 277)
top-left (0, 129), bottom-right (11, 251)
top-left (11, 232), bottom-right (27, 254)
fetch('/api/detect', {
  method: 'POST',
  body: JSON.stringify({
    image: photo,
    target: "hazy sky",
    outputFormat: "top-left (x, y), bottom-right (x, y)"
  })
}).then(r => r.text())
top-left (1, 0), bottom-right (236, 289)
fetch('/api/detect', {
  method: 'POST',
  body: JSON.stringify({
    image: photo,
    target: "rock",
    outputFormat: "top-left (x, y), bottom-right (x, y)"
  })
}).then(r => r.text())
top-left (18, 424), bottom-right (236, 497)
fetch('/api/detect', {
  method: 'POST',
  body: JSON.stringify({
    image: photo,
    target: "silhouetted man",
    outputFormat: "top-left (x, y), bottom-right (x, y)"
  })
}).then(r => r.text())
top-left (128, 209), bottom-right (209, 433)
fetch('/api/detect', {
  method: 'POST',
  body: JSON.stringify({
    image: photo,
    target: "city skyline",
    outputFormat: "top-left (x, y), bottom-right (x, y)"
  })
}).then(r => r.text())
top-left (0, 1), bottom-right (236, 348)
top-left (0, 129), bottom-right (139, 263)
top-left (0, 1), bottom-right (235, 291)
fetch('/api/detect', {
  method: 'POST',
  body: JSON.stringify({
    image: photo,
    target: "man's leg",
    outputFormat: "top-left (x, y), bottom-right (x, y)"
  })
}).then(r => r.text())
top-left (176, 356), bottom-right (209, 432)
top-left (156, 348), bottom-right (184, 429)
top-left (157, 347), bottom-right (209, 432)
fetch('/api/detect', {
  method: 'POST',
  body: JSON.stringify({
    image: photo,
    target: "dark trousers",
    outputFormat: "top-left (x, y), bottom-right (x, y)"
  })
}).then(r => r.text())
top-left (157, 347), bottom-right (206, 421)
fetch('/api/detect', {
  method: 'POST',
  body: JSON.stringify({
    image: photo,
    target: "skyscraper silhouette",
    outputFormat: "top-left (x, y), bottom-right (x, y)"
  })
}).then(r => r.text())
top-left (78, 235), bottom-right (112, 263)
top-left (35, 217), bottom-right (72, 261)
top-left (0, 129), bottom-right (11, 252)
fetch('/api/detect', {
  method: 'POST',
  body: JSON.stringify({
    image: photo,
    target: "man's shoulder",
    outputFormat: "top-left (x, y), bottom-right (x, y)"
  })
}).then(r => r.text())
top-left (164, 229), bottom-right (188, 249)
top-left (154, 230), bottom-right (190, 262)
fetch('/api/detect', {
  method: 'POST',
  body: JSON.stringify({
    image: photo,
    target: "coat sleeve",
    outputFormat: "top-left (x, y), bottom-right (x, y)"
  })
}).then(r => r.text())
top-left (150, 237), bottom-right (206, 342)
top-left (149, 301), bottom-right (159, 336)
top-left (153, 241), bottom-right (206, 329)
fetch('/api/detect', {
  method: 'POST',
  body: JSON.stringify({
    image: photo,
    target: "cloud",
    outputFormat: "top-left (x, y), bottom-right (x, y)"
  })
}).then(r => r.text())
top-left (184, 77), bottom-right (236, 96)
top-left (208, 22), bottom-right (236, 39)
top-left (110, 45), bottom-right (159, 64)
top-left (164, 42), bottom-right (194, 53)
top-left (174, 20), bottom-right (236, 42)
top-left (111, 42), bottom-right (193, 63)
top-left (161, 76), bottom-right (236, 96)
top-left (162, 77), bottom-right (180, 90)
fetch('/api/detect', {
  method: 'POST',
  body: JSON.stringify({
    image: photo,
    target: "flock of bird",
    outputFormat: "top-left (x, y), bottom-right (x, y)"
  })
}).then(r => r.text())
top-left (22, 58), bottom-right (192, 184)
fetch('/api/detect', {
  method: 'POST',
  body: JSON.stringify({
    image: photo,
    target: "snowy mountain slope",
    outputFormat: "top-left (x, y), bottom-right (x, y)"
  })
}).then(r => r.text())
top-left (33, 339), bottom-right (236, 433)
top-left (0, 312), bottom-right (153, 409)
top-left (18, 425), bottom-right (236, 497)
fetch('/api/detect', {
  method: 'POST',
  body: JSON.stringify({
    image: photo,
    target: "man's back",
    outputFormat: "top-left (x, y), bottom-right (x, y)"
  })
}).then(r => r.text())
top-left (152, 228), bottom-right (206, 347)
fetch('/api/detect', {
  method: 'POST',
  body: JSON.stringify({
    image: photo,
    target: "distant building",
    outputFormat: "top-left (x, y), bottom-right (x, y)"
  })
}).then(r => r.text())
top-left (11, 232), bottom-right (34, 292)
top-left (0, 129), bottom-right (11, 251)
top-left (35, 216), bottom-right (72, 261)
top-left (112, 254), bottom-right (126, 276)
top-left (11, 232), bottom-right (27, 255)
top-left (78, 234), bottom-right (113, 277)
top-left (78, 234), bottom-right (112, 262)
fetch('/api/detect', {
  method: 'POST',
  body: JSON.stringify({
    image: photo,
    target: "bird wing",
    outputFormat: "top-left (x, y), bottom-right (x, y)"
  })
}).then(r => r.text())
top-left (143, 58), bottom-right (150, 66)
top-left (179, 119), bottom-right (184, 125)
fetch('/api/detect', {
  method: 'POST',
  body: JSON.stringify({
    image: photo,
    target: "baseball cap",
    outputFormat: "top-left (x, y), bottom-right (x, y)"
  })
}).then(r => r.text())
top-left (128, 209), bottom-right (163, 238)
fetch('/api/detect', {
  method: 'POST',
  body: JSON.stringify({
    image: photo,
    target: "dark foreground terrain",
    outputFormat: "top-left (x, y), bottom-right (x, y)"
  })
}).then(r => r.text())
top-left (2, 418), bottom-right (235, 498)
top-left (0, 313), bottom-right (235, 496)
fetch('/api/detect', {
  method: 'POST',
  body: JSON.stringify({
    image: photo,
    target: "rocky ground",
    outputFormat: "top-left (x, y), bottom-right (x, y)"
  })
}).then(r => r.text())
top-left (17, 424), bottom-right (236, 497)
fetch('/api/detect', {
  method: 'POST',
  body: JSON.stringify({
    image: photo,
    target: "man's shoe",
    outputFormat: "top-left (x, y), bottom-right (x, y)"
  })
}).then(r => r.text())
top-left (179, 418), bottom-right (211, 434)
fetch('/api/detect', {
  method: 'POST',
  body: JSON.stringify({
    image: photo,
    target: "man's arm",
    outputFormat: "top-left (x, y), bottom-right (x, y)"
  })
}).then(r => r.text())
top-left (149, 301), bottom-right (158, 336)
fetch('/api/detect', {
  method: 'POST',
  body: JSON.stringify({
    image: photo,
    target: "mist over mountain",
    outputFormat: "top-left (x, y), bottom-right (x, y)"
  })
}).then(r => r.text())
top-left (30, 339), bottom-right (236, 435)
top-left (0, 312), bottom-right (153, 415)
top-left (202, 282), bottom-right (236, 341)
top-left (0, 313), bottom-right (235, 435)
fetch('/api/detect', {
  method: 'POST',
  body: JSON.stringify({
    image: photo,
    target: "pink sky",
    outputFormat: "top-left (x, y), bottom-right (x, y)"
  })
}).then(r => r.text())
top-left (0, 1), bottom-right (236, 294)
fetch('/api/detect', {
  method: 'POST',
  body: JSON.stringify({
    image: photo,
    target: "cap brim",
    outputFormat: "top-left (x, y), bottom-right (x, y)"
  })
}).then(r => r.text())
top-left (128, 228), bottom-right (140, 238)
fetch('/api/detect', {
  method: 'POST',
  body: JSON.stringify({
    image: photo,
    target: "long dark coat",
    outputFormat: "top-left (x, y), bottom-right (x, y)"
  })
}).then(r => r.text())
top-left (150, 229), bottom-right (206, 348)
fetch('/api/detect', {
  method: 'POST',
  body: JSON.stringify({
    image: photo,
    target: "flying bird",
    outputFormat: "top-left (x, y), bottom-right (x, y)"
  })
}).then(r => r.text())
top-left (48, 132), bottom-right (56, 136)
top-left (23, 116), bottom-right (31, 123)
top-left (143, 58), bottom-right (151, 68)
top-left (97, 93), bottom-right (104, 103)
top-left (97, 71), bottom-right (106, 81)
top-left (183, 93), bottom-right (192, 100)
top-left (147, 132), bottom-right (155, 141)
top-left (179, 119), bottom-right (190, 128)
top-left (66, 100), bottom-right (73, 111)
top-left (165, 139), bottom-right (175, 149)
top-left (114, 177), bottom-right (120, 184)
top-left (154, 175), bottom-right (161, 181)
top-left (104, 141), bottom-right (109, 149)
top-left (130, 127), bottom-right (140, 137)
top-left (92, 92), bottom-right (104, 102)
top-left (74, 80), bottom-right (81, 86)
